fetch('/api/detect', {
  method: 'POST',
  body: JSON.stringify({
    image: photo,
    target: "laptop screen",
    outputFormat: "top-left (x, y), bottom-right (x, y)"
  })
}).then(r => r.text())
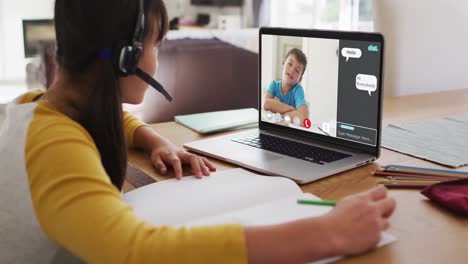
top-left (260, 29), bottom-right (383, 148)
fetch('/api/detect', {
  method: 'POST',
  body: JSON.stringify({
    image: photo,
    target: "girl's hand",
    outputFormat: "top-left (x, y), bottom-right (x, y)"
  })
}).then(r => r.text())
top-left (322, 185), bottom-right (396, 256)
top-left (149, 141), bottom-right (216, 179)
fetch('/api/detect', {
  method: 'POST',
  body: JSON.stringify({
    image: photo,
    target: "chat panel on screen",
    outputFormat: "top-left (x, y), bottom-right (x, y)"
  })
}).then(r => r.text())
top-left (337, 40), bottom-right (382, 146)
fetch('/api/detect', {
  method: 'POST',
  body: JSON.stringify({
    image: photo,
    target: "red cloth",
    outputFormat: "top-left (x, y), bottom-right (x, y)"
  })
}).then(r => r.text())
top-left (421, 179), bottom-right (468, 216)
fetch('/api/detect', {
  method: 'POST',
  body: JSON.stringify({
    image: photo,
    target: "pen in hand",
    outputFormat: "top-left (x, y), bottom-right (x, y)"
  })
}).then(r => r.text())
top-left (297, 198), bottom-right (337, 206)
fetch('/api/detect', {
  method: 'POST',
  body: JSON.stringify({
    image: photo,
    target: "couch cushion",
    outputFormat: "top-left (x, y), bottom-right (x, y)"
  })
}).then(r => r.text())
top-left (137, 38), bottom-right (259, 123)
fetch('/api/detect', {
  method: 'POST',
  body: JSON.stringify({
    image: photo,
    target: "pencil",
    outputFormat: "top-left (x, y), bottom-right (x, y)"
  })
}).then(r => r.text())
top-left (379, 166), bottom-right (468, 178)
top-left (297, 199), bottom-right (336, 206)
top-left (373, 171), bottom-right (461, 181)
top-left (381, 183), bottom-right (429, 189)
top-left (385, 176), bottom-right (451, 182)
top-left (375, 169), bottom-right (463, 177)
top-left (377, 179), bottom-right (439, 185)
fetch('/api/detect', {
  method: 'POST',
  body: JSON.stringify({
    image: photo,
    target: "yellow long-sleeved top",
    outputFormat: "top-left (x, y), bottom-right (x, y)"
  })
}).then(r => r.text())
top-left (0, 90), bottom-right (246, 263)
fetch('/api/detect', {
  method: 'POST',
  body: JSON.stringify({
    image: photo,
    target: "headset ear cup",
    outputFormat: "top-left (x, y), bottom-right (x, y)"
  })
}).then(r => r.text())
top-left (117, 45), bottom-right (131, 76)
top-left (120, 46), bottom-right (130, 75)
top-left (117, 44), bottom-right (142, 76)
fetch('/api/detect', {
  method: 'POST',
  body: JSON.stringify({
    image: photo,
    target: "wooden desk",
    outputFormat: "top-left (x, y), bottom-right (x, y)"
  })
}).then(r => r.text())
top-left (126, 89), bottom-right (468, 264)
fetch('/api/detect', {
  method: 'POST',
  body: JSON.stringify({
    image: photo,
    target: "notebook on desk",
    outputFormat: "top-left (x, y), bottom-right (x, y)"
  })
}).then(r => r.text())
top-left (175, 108), bottom-right (258, 134)
top-left (123, 168), bottom-right (396, 263)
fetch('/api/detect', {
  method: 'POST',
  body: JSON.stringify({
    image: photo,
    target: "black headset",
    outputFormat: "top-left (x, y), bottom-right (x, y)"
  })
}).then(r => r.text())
top-left (116, 0), bottom-right (173, 102)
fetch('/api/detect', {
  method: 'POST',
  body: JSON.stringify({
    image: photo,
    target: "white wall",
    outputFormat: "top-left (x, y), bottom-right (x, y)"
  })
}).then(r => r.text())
top-left (260, 34), bottom-right (276, 108)
top-left (302, 38), bottom-right (339, 136)
top-left (260, 35), bottom-right (274, 87)
top-left (373, 0), bottom-right (468, 96)
top-left (0, 0), bottom-right (55, 81)
top-left (0, 0), bottom-right (4, 79)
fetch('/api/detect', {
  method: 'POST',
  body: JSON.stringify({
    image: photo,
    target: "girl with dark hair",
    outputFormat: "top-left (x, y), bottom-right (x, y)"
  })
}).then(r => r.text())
top-left (0, 0), bottom-right (395, 263)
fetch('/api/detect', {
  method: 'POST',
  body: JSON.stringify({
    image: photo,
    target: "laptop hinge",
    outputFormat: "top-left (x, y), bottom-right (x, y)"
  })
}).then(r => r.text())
top-left (258, 127), bottom-right (366, 155)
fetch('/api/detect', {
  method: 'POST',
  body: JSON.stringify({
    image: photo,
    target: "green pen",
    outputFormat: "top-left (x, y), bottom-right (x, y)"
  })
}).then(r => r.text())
top-left (297, 198), bottom-right (337, 206)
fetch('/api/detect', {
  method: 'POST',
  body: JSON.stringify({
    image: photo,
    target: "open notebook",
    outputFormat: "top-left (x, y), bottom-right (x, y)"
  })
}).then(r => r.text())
top-left (123, 168), bottom-right (396, 263)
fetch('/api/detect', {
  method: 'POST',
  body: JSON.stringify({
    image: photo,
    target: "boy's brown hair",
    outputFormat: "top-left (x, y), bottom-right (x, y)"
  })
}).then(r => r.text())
top-left (284, 48), bottom-right (307, 76)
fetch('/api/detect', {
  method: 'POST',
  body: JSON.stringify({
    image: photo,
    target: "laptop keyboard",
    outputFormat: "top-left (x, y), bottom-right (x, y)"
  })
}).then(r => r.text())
top-left (232, 134), bottom-right (351, 165)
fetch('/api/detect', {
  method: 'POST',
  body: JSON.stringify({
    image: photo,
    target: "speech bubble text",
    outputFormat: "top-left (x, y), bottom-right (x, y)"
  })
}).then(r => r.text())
top-left (341, 48), bottom-right (362, 62)
top-left (356, 74), bottom-right (378, 96)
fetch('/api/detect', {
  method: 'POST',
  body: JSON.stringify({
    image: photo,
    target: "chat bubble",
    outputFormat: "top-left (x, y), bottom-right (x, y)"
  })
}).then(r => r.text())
top-left (341, 48), bottom-right (362, 62)
top-left (356, 74), bottom-right (378, 96)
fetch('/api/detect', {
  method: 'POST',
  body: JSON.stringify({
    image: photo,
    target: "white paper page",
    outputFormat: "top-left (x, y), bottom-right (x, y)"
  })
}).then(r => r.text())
top-left (184, 193), bottom-right (396, 264)
top-left (185, 193), bottom-right (329, 227)
top-left (123, 168), bottom-right (302, 225)
top-left (309, 232), bottom-right (396, 264)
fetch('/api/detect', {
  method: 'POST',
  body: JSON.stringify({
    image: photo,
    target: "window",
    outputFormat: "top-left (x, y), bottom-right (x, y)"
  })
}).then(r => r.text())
top-left (268, 0), bottom-right (373, 31)
top-left (0, 1), bottom-right (4, 80)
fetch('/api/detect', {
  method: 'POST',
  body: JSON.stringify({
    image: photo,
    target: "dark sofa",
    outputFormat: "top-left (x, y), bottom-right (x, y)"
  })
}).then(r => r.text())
top-left (132, 38), bottom-right (259, 123)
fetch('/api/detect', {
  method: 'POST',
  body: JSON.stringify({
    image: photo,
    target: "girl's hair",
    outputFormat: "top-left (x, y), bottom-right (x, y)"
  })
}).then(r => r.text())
top-left (54, 0), bottom-right (168, 189)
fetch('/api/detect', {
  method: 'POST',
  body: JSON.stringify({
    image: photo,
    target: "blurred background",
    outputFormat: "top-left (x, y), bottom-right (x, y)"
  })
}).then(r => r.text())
top-left (1, 0), bottom-right (467, 121)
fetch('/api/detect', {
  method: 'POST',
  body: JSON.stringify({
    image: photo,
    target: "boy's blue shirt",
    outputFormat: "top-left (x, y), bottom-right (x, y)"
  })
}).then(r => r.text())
top-left (266, 80), bottom-right (307, 109)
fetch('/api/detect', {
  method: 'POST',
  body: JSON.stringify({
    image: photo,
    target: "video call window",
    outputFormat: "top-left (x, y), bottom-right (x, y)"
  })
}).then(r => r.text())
top-left (261, 34), bottom-right (381, 146)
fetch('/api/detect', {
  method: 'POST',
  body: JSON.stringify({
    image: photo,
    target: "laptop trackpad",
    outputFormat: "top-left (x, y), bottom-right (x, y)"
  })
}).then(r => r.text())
top-left (239, 152), bottom-right (283, 164)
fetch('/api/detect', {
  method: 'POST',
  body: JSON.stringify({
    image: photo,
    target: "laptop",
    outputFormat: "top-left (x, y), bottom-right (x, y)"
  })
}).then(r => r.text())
top-left (184, 27), bottom-right (384, 184)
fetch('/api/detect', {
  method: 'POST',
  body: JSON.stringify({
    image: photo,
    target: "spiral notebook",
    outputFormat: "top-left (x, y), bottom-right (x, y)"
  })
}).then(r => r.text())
top-left (382, 113), bottom-right (468, 167)
top-left (175, 108), bottom-right (258, 134)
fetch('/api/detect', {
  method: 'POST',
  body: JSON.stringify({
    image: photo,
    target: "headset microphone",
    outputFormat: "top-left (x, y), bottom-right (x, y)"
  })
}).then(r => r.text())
top-left (135, 67), bottom-right (172, 101)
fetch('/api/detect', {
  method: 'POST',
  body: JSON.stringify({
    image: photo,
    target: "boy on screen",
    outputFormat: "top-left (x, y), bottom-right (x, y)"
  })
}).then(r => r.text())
top-left (263, 48), bottom-right (309, 126)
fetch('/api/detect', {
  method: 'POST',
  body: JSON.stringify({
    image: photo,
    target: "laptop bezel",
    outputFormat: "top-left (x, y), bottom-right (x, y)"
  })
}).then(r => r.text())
top-left (258, 27), bottom-right (384, 158)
